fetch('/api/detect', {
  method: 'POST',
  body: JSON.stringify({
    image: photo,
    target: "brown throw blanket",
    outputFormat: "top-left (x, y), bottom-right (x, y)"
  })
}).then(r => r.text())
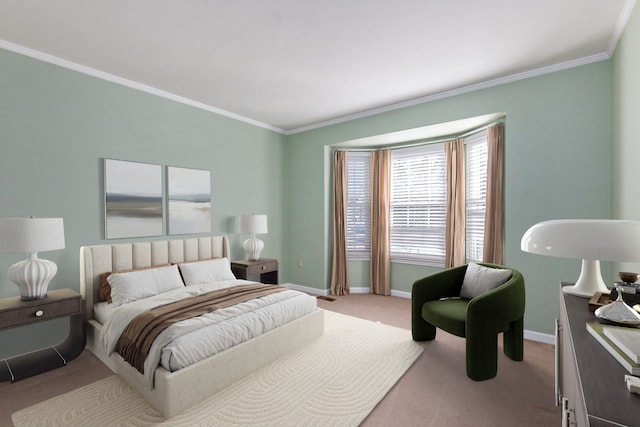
top-left (115, 284), bottom-right (288, 373)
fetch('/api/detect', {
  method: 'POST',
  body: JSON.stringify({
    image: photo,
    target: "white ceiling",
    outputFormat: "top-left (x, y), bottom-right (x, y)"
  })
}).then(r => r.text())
top-left (0, 0), bottom-right (635, 134)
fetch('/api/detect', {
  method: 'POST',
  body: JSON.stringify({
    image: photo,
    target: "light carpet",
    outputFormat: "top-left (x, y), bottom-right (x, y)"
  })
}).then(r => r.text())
top-left (12, 310), bottom-right (424, 427)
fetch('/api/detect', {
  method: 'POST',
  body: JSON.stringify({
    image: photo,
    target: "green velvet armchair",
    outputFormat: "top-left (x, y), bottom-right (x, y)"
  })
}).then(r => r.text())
top-left (411, 263), bottom-right (525, 381)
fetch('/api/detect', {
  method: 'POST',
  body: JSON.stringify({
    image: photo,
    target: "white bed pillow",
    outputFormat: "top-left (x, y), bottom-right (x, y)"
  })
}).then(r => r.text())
top-left (460, 262), bottom-right (512, 299)
top-left (178, 257), bottom-right (236, 286)
top-left (107, 264), bottom-right (184, 306)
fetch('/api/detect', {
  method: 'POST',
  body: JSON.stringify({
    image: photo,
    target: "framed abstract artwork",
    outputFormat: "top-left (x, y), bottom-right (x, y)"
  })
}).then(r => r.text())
top-left (104, 159), bottom-right (163, 239)
top-left (167, 166), bottom-right (211, 235)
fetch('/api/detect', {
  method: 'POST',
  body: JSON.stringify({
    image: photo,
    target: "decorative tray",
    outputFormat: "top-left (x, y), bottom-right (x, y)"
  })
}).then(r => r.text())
top-left (589, 292), bottom-right (612, 312)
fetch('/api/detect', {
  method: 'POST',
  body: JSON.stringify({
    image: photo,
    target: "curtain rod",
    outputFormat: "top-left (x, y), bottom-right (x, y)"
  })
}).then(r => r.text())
top-left (336, 120), bottom-right (504, 152)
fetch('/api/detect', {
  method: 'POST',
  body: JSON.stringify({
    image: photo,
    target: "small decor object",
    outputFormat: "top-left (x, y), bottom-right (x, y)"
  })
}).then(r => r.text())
top-left (0, 217), bottom-right (65, 300)
top-left (167, 166), bottom-right (211, 235)
top-left (238, 214), bottom-right (268, 261)
top-left (588, 292), bottom-right (612, 312)
top-left (521, 219), bottom-right (640, 298)
top-left (625, 375), bottom-right (640, 394)
top-left (595, 284), bottom-right (640, 326)
top-left (104, 159), bottom-right (163, 239)
top-left (613, 281), bottom-right (640, 295)
top-left (619, 272), bottom-right (639, 284)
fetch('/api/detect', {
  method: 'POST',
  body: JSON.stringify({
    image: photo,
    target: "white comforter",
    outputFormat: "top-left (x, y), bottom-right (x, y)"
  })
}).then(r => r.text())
top-left (100, 280), bottom-right (316, 388)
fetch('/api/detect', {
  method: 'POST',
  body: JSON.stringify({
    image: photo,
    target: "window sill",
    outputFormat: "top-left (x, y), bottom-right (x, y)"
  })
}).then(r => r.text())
top-left (347, 256), bottom-right (444, 268)
top-left (391, 257), bottom-right (444, 268)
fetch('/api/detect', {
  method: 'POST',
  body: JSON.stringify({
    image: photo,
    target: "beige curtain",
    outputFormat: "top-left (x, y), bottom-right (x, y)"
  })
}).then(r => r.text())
top-left (330, 151), bottom-right (350, 296)
top-left (483, 124), bottom-right (505, 264)
top-left (370, 150), bottom-right (391, 296)
top-left (445, 138), bottom-right (466, 267)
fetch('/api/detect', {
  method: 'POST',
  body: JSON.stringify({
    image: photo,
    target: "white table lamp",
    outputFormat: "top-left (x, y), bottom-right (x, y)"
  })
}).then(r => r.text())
top-left (0, 217), bottom-right (65, 300)
top-left (239, 214), bottom-right (268, 261)
top-left (521, 219), bottom-right (640, 297)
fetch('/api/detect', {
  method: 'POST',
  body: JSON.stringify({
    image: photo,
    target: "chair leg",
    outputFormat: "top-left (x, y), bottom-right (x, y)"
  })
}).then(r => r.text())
top-left (503, 318), bottom-right (524, 361)
top-left (412, 308), bottom-right (436, 341)
top-left (466, 331), bottom-right (498, 381)
top-left (412, 319), bottom-right (436, 341)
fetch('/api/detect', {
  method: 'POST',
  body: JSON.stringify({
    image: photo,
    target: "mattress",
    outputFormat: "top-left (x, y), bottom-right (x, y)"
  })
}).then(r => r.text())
top-left (99, 279), bottom-right (317, 387)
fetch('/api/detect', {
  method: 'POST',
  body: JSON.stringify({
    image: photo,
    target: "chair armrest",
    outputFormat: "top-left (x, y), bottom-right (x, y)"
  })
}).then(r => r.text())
top-left (411, 265), bottom-right (467, 307)
top-left (411, 264), bottom-right (467, 341)
top-left (467, 268), bottom-right (525, 326)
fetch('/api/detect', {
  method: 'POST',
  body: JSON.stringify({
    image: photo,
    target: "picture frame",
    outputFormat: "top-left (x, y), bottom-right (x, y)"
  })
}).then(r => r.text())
top-left (167, 166), bottom-right (211, 235)
top-left (104, 159), bottom-right (163, 239)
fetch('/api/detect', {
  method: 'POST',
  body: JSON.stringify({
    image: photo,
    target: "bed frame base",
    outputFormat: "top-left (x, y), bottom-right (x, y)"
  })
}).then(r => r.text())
top-left (81, 236), bottom-right (326, 418)
top-left (87, 308), bottom-right (324, 418)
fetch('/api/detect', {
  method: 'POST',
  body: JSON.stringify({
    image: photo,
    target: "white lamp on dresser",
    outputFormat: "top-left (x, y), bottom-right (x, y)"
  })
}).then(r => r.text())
top-left (238, 214), bottom-right (268, 261)
top-left (0, 217), bottom-right (65, 300)
top-left (521, 219), bottom-right (640, 297)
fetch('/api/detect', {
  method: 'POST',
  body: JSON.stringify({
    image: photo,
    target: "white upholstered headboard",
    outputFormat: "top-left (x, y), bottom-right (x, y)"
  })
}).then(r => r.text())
top-left (79, 235), bottom-right (230, 320)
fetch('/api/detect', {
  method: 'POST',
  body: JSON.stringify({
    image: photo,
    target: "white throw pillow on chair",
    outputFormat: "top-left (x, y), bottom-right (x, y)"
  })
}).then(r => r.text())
top-left (460, 262), bottom-right (512, 299)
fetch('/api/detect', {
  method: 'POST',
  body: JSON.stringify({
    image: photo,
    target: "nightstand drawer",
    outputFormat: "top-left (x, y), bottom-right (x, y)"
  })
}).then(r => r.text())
top-left (0, 296), bottom-right (81, 329)
top-left (231, 259), bottom-right (279, 284)
top-left (246, 260), bottom-right (278, 275)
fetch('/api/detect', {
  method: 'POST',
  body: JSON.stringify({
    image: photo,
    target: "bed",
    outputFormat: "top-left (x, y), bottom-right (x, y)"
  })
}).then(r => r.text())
top-left (80, 235), bottom-right (324, 418)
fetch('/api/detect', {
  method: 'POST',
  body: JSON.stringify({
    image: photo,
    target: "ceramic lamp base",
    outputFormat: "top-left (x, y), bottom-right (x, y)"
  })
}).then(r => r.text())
top-left (8, 253), bottom-right (57, 300)
top-left (243, 235), bottom-right (264, 261)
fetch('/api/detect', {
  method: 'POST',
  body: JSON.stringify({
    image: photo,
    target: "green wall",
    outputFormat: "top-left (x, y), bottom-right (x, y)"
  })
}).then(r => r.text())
top-left (612, 1), bottom-right (640, 267)
top-left (0, 30), bottom-right (622, 358)
top-left (0, 49), bottom-right (287, 358)
top-left (287, 62), bottom-right (612, 335)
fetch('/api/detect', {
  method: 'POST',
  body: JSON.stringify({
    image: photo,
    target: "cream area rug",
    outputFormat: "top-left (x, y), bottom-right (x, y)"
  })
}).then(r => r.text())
top-left (12, 311), bottom-right (424, 427)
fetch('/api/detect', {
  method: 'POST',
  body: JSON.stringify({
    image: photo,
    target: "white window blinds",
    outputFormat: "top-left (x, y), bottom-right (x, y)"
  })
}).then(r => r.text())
top-left (390, 144), bottom-right (447, 264)
top-left (344, 128), bottom-right (492, 266)
top-left (465, 130), bottom-right (488, 263)
top-left (346, 151), bottom-right (371, 259)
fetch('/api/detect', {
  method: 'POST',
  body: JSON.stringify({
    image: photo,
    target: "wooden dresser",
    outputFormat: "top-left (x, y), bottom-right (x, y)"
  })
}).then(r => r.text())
top-left (558, 284), bottom-right (640, 426)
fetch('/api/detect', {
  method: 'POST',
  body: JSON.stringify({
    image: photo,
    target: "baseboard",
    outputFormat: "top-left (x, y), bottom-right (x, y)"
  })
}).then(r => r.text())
top-left (341, 287), bottom-right (412, 299)
top-left (282, 283), bottom-right (556, 345)
top-left (391, 289), bottom-right (412, 299)
top-left (284, 284), bottom-right (411, 299)
top-left (282, 282), bottom-right (330, 296)
top-left (524, 330), bottom-right (555, 345)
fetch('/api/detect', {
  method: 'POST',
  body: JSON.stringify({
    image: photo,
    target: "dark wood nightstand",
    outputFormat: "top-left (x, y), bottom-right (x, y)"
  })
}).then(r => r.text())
top-left (0, 288), bottom-right (86, 382)
top-left (231, 259), bottom-right (279, 284)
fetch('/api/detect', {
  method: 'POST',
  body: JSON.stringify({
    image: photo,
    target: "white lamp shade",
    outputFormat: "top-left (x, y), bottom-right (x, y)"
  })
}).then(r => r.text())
top-left (238, 214), bottom-right (268, 235)
top-left (521, 219), bottom-right (640, 297)
top-left (0, 218), bottom-right (65, 253)
top-left (0, 217), bottom-right (65, 300)
top-left (521, 219), bottom-right (640, 262)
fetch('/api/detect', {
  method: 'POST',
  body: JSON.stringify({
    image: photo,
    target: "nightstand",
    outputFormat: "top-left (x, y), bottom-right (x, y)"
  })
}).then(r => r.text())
top-left (0, 288), bottom-right (85, 382)
top-left (231, 259), bottom-right (279, 284)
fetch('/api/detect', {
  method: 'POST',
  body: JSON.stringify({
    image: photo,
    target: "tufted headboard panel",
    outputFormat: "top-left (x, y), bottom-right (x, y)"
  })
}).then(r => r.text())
top-left (79, 235), bottom-right (230, 320)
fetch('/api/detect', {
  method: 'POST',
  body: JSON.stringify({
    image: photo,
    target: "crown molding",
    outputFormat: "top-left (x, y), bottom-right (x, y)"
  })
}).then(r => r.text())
top-left (607, 0), bottom-right (637, 55)
top-left (0, 39), bottom-right (287, 134)
top-left (286, 52), bottom-right (610, 135)
top-left (0, 38), bottom-right (612, 137)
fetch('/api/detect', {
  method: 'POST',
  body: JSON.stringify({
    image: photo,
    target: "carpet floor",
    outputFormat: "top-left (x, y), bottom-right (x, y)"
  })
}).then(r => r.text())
top-left (320, 294), bottom-right (560, 427)
top-left (11, 310), bottom-right (423, 426)
top-left (0, 294), bottom-right (560, 426)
